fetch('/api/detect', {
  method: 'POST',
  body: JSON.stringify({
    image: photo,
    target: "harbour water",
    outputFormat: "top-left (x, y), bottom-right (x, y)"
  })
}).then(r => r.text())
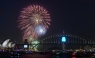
top-left (0, 51), bottom-right (95, 58)
top-left (1, 55), bottom-right (93, 58)
top-left (0, 53), bottom-right (94, 58)
top-left (20, 54), bottom-right (95, 58)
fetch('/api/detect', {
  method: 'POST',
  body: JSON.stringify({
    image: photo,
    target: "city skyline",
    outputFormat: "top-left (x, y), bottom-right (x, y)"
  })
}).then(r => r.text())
top-left (0, 0), bottom-right (95, 43)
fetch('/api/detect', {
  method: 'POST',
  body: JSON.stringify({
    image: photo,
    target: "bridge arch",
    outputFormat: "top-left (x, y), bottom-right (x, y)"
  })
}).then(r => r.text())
top-left (38, 33), bottom-right (95, 50)
top-left (40, 33), bottom-right (95, 44)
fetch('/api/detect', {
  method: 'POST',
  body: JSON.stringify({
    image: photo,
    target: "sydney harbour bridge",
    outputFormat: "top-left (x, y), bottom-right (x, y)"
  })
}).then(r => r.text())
top-left (1, 33), bottom-right (95, 51)
top-left (37, 33), bottom-right (95, 50)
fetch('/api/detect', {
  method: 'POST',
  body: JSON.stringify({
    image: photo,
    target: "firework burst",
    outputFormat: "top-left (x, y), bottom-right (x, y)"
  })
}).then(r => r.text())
top-left (18, 5), bottom-right (51, 42)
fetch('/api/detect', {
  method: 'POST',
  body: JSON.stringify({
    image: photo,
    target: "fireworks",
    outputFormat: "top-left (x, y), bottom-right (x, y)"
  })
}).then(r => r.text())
top-left (18, 5), bottom-right (51, 42)
top-left (35, 25), bottom-right (47, 36)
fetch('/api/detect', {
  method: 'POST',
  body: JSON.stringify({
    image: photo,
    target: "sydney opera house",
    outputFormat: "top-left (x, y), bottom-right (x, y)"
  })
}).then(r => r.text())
top-left (0, 39), bottom-right (15, 49)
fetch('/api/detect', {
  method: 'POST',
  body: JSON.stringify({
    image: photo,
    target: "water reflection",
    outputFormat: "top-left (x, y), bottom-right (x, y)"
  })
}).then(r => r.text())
top-left (55, 56), bottom-right (59, 58)
top-left (11, 56), bottom-right (20, 58)
top-left (9, 56), bottom-right (91, 58)
top-left (72, 57), bottom-right (76, 58)
top-left (53, 56), bottom-right (76, 58)
top-left (0, 55), bottom-right (92, 58)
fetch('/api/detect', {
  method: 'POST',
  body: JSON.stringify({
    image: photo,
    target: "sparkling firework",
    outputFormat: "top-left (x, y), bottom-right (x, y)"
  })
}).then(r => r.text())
top-left (35, 25), bottom-right (47, 36)
top-left (18, 5), bottom-right (51, 41)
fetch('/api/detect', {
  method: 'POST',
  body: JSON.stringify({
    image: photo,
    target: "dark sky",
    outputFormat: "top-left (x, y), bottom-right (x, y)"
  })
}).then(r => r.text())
top-left (0, 0), bottom-right (95, 43)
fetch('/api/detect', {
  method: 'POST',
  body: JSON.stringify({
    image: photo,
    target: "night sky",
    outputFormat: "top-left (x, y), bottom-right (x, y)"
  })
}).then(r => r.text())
top-left (0, 0), bottom-right (95, 43)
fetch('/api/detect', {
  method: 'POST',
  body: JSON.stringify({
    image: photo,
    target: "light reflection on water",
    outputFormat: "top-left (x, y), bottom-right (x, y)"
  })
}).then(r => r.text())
top-left (0, 55), bottom-right (92, 58)
top-left (54, 56), bottom-right (76, 58)
top-left (51, 56), bottom-right (92, 58)
top-left (9, 56), bottom-right (93, 58)
top-left (10, 56), bottom-right (76, 58)
top-left (4, 56), bottom-right (91, 58)
top-left (57, 56), bottom-right (94, 58)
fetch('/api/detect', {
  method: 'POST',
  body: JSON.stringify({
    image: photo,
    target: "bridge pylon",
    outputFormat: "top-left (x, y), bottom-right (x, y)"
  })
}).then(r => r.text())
top-left (62, 43), bottom-right (65, 50)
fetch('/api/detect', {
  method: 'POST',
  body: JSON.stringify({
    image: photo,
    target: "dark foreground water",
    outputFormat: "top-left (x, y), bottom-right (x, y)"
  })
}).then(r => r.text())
top-left (21, 55), bottom-right (94, 58)
top-left (0, 52), bottom-right (95, 58)
top-left (20, 54), bottom-right (95, 58)
top-left (0, 54), bottom-right (94, 58)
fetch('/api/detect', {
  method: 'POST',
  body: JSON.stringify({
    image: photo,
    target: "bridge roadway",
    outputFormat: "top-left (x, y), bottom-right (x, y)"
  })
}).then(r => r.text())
top-left (16, 43), bottom-right (95, 45)
top-left (16, 43), bottom-right (95, 50)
